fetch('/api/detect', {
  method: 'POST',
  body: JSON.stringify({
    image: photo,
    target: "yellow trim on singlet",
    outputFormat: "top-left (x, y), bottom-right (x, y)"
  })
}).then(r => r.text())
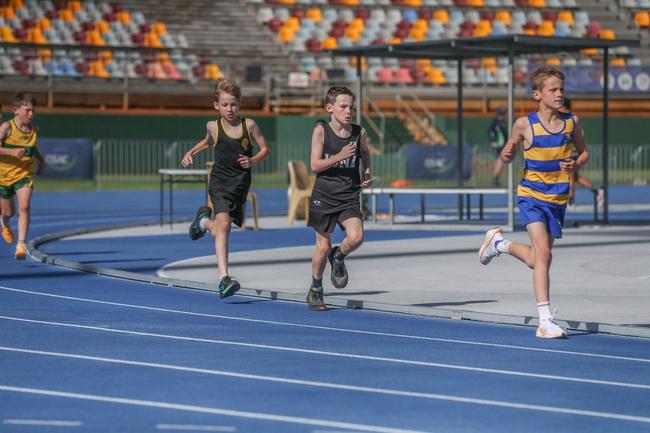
top-left (220, 117), bottom-right (245, 140)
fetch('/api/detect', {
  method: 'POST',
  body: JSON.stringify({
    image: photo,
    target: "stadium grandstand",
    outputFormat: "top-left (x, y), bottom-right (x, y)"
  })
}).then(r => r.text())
top-left (0, 0), bottom-right (647, 113)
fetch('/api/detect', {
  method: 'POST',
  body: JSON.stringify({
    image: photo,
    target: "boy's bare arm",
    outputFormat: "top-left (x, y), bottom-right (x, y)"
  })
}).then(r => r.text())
top-left (34, 147), bottom-right (46, 174)
top-left (238, 119), bottom-right (269, 169)
top-left (0, 122), bottom-right (25, 158)
top-left (500, 117), bottom-right (528, 163)
top-left (359, 128), bottom-right (372, 188)
top-left (181, 122), bottom-right (214, 167)
top-left (572, 115), bottom-right (588, 168)
top-left (310, 124), bottom-right (356, 173)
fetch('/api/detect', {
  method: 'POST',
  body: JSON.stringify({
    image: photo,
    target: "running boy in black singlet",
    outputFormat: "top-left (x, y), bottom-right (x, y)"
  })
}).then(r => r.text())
top-left (181, 78), bottom-right (270, 299)
top-left (306, 86), bottom-right (372, 311)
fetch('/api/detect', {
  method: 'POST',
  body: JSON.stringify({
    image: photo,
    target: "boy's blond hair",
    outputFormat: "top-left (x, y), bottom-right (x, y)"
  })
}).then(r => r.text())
top-left (13, 92), bottom-right (36, 108)
top-left (530, 66), bottom-right (565, 92)
top-left (214, 77), bottom-right (241, 102)
top-left (325, 86), bottom-right (355, 106)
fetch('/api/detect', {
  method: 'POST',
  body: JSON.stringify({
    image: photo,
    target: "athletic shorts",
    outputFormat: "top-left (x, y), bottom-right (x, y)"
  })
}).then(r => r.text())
top-left (0, 177), bottom-right (33, 199)
top-left (209, 190), bottom-right (246, 228)
top-left (308, 207), bottom-right (363, 234)
top-left (517, 197), bottom-right (566, 239)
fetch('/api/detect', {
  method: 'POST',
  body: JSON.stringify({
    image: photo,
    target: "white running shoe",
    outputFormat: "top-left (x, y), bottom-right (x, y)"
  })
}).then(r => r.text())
top-left (536, 318), bottom-right (567, 339)
top-left (479, 227), bottom-right (503, 265)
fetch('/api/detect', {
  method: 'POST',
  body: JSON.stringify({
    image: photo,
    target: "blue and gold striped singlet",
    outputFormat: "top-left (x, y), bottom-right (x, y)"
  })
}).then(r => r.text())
top-left (517, 111), bottom-right (575, 206)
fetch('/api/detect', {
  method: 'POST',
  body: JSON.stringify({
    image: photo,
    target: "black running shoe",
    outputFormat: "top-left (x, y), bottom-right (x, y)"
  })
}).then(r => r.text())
top-left (189, 206), bottom-right (212, 240)
top-left (307, 286), bottom-right (327, 311)
top-left (218, 275), bottom-right (241, 299)
top-left (328, 246), bottom-right (348, 289)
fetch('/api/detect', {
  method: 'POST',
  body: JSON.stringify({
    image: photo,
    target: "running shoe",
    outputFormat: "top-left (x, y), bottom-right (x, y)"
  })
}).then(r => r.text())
top-left (479, 227), bottom-right (503, 265)
top-left (15, 243), bottom-right (27, 260)
top-left (307, 286), bottom-right (327, 311)
top-left (1, 222), bottom-right (13, 244)
top-left (189, 206), bottom-right (212, 240)
top-left (218, 275), bottom-right (240, 299)
top-left (328, 246), bottom-right (348, 289)
top-left (536, 318), bottom-right (567, 339)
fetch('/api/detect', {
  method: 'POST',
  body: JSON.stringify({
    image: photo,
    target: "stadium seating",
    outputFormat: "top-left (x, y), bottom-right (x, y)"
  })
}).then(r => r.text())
top-left (0, 0), bottom-right (221, 82)
top-left (252, 1), bottom-right (645, 86)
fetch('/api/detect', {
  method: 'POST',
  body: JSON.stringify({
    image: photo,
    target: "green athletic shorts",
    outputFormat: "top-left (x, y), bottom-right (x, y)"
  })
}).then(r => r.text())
top-left (0, 177), bottom-right (33, 199)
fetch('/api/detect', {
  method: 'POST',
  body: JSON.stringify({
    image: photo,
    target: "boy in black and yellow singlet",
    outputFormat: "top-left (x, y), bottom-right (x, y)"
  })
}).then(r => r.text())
top-left (306, 86), bottom-right (373, 311)
top-left (182, 78), bottom-right (269, 299)
top-left (0, 92), bottom-right (46, 259)
top-left (478, 66), bottom-right (589, 339)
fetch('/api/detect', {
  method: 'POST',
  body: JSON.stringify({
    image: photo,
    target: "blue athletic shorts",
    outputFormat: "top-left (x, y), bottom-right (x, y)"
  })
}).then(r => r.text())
top-left (517, 197), bottom-right (566, 239)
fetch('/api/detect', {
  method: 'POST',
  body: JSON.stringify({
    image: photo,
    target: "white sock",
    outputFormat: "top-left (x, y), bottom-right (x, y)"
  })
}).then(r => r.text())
top-left (199, 216), bottom-right (209, 230)
top-left (537, 302), bottom-right (552, 322)
top-left (495, 238), bottom-right (510, 254)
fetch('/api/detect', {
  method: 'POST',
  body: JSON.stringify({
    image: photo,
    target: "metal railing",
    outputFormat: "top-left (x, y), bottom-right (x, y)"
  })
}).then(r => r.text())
top-left (92, 139), bottom-right (649, 189)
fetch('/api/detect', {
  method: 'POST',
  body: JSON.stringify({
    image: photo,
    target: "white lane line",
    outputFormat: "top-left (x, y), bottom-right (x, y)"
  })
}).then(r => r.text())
top-left (2, 286), bottom-right (648, 364)
top-left (2, 346), bottom-right (649, 424)
top-left (3, 419), bottom-right (82, 426)
top-left (156, 424), bottom-right (235, 432)
top-left (0, 385), bottom-right (428, 433)
top-left (1, 315), bottom-right (649, 391)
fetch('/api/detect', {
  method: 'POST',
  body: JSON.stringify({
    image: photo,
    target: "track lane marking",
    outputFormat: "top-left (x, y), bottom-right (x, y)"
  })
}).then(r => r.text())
top-left (1, 315), bottom-right (649, 390)
top-left (1, 286), bottom-right (648, 364)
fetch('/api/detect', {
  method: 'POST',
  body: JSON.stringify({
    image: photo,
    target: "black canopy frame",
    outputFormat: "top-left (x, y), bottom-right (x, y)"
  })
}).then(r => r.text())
top-left (332, 35), bottom-right (640, 227)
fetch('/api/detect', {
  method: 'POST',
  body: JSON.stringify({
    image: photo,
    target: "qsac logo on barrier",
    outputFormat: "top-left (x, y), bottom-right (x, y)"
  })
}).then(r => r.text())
top-left (38, 138), bottom-right (93, 179)
top-left (405, 143), bottom-right (472, 180)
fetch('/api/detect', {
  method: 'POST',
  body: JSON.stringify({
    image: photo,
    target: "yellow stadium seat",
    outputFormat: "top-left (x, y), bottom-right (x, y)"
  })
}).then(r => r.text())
top-left (306, 8), bottom-right (322, 22)
top-left (537, 20), bottom-right (555, 36)
top-left (1, 7), bottom-right (16, 20)
top-left (117, 11), bottom-right (131, 25)
top-left (557, 11), bottom-right (574, 26)
top-left (611, 57), bottom-right (625, 66)
top-left (495, 11), bottom-right (511, 25)
top-left (344, 26), bottom-right (362, 42)
top-left (387, 37), bottom-right (402, 45)
top-left (413, 19), bottom-right (429, 31)
top-left (69, 0), bottom-right (82, 13)
top-left (349, 18), bottom-right (365, 30)
top-left (342, 0), bottom-right (360, 5)
top-left (38, 18), bottom-right (52, 31)
top-left (468, 0), bottom-right (484, 6)
top-left (600, 29), bottom-right (616, 40)
top-left (546, 57), bottom-right (561, 65)
top-left (96, 20), bottom-right (109, 34)
top-left (580, 48), bottom-right (599, 55)
top-left (529, 0), bottom-right (546, 7)
top-left (0, 26), bottom-right (17, 42)
top-left (433, 9), bottom-right (449, 25)
top-left (405, 0), bottom-right (423, 6)
top-left (429, 67), bottom-right (446, 85)
top-left (10, 0), bottom-right (24, 8)
top-left (523, 28), bottom-right (536, 36)
top-left (409, 27), bottom-right (426, 41)
top-left (634, 11), bottom-right (649, 28)
top-left (321, 36), bottom-right (338, 50)
top-left (277, 0), bottom-right (296, 4)
top-left (154, 22), bottom-right (167, 35)
top-left (38, 48), bottom-right (51, 62)
top-left (284, 16), bottom-right (300, 29)
top-left (60, 9), bottom-right (74, 22)
top-left (279, 25), bottom-right (296, 43)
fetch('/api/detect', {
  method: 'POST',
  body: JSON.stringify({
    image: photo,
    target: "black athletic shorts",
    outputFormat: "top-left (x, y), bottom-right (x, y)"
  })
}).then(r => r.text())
top-left (209, 190), bottom-right (246, 228)
top-left (307, 207), bottom-right (363, 234)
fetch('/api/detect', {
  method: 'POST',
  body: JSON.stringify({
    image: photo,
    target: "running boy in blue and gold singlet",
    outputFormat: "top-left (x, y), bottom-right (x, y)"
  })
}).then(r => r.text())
top-left (478, 66), bottom-right (589, 339)
top-left (0, 92), bottom-right (46, 259)
top-left (181, 77), bottom-right (270, 299)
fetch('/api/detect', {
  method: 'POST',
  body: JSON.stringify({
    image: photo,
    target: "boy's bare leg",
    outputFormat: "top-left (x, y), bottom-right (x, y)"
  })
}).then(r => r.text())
top-left (15, 187), bottom-right (32, 243)
top-left (505, 222), bottom-right (554, 303)
top-left (312, 231), bottom-right (331, 279)
top-left (339, 217), bottom-right (364, 255)
top-left (209, 212), bottom-right (232, 278)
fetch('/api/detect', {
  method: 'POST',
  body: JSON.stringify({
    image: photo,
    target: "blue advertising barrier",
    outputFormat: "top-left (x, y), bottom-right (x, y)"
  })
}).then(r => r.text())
top-left (405, 143), bottom-right (472, 180)
top-left (38, 138), bottom-right (94, 179)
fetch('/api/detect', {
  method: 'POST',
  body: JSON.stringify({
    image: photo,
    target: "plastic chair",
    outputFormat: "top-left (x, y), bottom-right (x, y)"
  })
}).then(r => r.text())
top-left (287, 160), bottom-right (314, 225)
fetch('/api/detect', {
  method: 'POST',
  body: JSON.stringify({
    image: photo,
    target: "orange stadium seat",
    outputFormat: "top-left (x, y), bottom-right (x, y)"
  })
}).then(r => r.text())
top-left (433, 9), bottom-right (449, 25)
top-left (321, 36), bottom-right (338, 49)
top-left (495, 11), bottom-right (512, 25)
top-left (529, 0), bottom-right (546, 7)
top-left (634, 11), bottom-right (650, 28)
top-left (306, 8), bottom-right (322, 22)
top-left (557, 11), bottom-right (574, 26)
top-left (600, 29), bottom-right (616, 40)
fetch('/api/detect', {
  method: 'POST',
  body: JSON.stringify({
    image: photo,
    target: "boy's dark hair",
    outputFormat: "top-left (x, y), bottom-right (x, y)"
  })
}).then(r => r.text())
top-left (325, 86), bottom-right (355, 106)
top-left (214, 77), bottom-right (241, 103)
top-left (530, 66), bottom-right (565, 92)
top-left (13, 92), bottom-right (36, 108)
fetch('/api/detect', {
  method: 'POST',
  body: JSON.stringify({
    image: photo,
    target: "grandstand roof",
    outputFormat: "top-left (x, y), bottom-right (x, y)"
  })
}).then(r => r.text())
top-left (331, 35), bottom-right (640, 59)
